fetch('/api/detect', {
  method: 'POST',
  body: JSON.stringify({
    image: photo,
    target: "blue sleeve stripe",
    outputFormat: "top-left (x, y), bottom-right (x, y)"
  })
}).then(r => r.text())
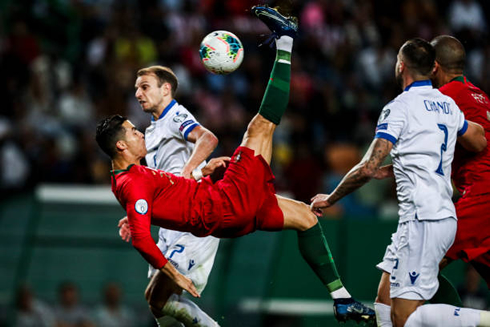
top-left (457, 120), bottom-right (468, 137)
top-left (183, 123), bottom-right (199, 140)
top-left (375, 132), bottom-right (397, 145)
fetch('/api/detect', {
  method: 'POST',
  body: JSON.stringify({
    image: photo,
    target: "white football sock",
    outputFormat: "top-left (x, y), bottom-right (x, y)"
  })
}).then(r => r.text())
top-left (374, 302), bottom-right (393, 327)
top-left (155, 315), bottom-right (184, 327)
top-left (275, 36), bottom-right (293, 53)
top-left (163, 293), bottom-right (219, 327)
top-left (404, 304), bottom-right (483, 327)
top-left (330, 286), bottom-right (351, 299)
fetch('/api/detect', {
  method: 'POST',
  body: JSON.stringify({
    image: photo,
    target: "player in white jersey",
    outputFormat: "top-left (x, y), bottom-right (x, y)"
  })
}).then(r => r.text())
top-left (311, 38), bottom-right (489, 327)
top-left (118, 66), bottom-right (221, 327)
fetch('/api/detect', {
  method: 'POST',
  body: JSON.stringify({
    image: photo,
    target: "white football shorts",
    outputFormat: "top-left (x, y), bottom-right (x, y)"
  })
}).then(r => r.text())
top-left (148, 230), bottom-right (220, 294)
top-left (376, 217), bottom-right (456, 300)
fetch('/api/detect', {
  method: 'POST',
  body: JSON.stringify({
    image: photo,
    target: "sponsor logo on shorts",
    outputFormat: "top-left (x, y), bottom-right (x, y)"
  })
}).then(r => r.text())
top-left (454, 308), bottom-right (461, 316)
top-left (409, 271), bottom-right (420, 285)
top-left (390, 282), bottom-right (400, 288)
top-left (188, 259), bottom-right (196, 271)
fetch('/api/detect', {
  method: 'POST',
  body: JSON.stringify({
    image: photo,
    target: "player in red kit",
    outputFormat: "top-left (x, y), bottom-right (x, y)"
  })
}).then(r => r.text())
top-left (96, 6), bottom-right (375, 326)
top-left (431, 35), bottom-right (490, 291)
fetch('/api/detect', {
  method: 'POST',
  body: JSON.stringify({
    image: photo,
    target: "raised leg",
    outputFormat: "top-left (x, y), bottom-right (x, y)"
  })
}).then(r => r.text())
top-left (276, 195), bottom-right (376, 325)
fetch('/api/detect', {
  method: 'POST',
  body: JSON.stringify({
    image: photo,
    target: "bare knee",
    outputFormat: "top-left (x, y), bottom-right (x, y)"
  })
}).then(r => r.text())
top-left (298, 203), bottom-right (318, 231)
top-left (145, 283), bottom-right (165, 310)
top-left (145, 272), bottom-right (178, 313)
top-left (281, 198), bottom-right (318, 231)
top-left (243, 115), bottom-right (275, 140)
top-left (249, 114), bottom-right (276, 133)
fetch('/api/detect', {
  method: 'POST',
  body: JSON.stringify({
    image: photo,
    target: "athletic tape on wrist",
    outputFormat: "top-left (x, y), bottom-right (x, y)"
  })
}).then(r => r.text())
top-left (192, 169), bottom-right (203, 181)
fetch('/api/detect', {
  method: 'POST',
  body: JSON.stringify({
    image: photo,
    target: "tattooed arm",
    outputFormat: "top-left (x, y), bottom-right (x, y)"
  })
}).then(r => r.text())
top-left (311, 138), bottom-right (393, 215)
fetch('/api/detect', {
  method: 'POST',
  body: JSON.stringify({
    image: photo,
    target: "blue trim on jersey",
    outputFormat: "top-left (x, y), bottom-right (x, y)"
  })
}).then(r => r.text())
top-left (183, 123), bottom-right (199, 140)
top-left (404, 80), bottom-right (432, 92)
top-left (375, 131), bottom-right (397, 145)
top-left (151, 99), bottom-right (177, 121)
top-left (458, 120), bottom-right (469, 137)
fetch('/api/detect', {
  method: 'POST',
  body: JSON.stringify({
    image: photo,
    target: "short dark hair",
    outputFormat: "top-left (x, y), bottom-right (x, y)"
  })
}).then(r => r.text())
top-left (401, 38), bottom-right (436, 76)
top-left (137, 66), bottom-right (178, 97)
top-left (95, 115), bottom-right (127, 158)
top-left (431, 35), bottom-right (465, 73)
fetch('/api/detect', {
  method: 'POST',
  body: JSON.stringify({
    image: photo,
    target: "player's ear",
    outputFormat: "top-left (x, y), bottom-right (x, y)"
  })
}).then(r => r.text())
top-left (162, 82), bottom-right (172, 97)
top-left (116, 140), bottom-right (127, 152)
top-left (432, 61), bottom-right (440, 75)
top-left (399, 61), bottom-right (405, 74)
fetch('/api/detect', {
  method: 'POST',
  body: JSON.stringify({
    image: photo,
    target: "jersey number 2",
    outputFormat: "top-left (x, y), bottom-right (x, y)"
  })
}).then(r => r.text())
top-left (436, 124), bottom-right (448, 176)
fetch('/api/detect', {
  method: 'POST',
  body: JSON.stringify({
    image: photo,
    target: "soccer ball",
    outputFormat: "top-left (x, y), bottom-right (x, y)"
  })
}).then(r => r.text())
top-left (199, 30), bottom-right (244, 75)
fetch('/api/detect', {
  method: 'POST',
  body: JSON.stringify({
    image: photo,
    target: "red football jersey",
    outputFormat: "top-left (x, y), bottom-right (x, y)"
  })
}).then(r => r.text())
top-left (111, 147), bottom-right (285, 270)
top-left (439, 76), bottom-right (490, 197)
top-left (111, 164), bottom-right (223, 269)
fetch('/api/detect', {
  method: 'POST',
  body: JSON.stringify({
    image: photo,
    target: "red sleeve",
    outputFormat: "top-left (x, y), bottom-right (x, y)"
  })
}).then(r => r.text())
top-left (123, 174), bottom-right (168, 269)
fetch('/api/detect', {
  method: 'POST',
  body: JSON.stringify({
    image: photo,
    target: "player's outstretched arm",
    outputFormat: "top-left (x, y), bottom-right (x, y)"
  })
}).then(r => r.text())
top-left (457, 120), bottom-right (487, 152)
top-left (160, 261), bottom-right (200, 298)
top-left (181, 126), bottom-right (218, 179)
top-left (311, 138), bottom-right (392, 215)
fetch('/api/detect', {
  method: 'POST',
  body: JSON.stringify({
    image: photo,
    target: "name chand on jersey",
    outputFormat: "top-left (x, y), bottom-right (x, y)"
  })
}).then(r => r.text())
top-left (423, 100), bottom-right (453, 115)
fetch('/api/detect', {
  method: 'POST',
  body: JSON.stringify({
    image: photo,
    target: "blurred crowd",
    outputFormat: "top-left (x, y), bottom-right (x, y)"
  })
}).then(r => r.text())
top-left (0, 0), bottom-right (489, 219)
top-left (13, 281), bottom-right (151, 327)
top-left (10, 267), bottom-right (490, 327)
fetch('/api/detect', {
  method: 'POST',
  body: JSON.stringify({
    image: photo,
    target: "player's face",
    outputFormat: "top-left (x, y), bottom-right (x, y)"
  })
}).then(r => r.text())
top-left (121, 120), bottom-right (147, 157)
top-left (135, 74), bottom-right (166, 113)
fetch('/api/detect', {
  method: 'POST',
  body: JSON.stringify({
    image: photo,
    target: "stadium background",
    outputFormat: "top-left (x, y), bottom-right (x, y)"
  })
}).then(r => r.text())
top-left (1, 0), bottom-right (489, 326)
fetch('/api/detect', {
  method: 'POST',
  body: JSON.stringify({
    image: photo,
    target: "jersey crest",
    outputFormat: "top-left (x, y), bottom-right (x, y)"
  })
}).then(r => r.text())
top-left (135, 199), bottom-right (148, 214)
top-left (173, 112), bottom-right (188, 123)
